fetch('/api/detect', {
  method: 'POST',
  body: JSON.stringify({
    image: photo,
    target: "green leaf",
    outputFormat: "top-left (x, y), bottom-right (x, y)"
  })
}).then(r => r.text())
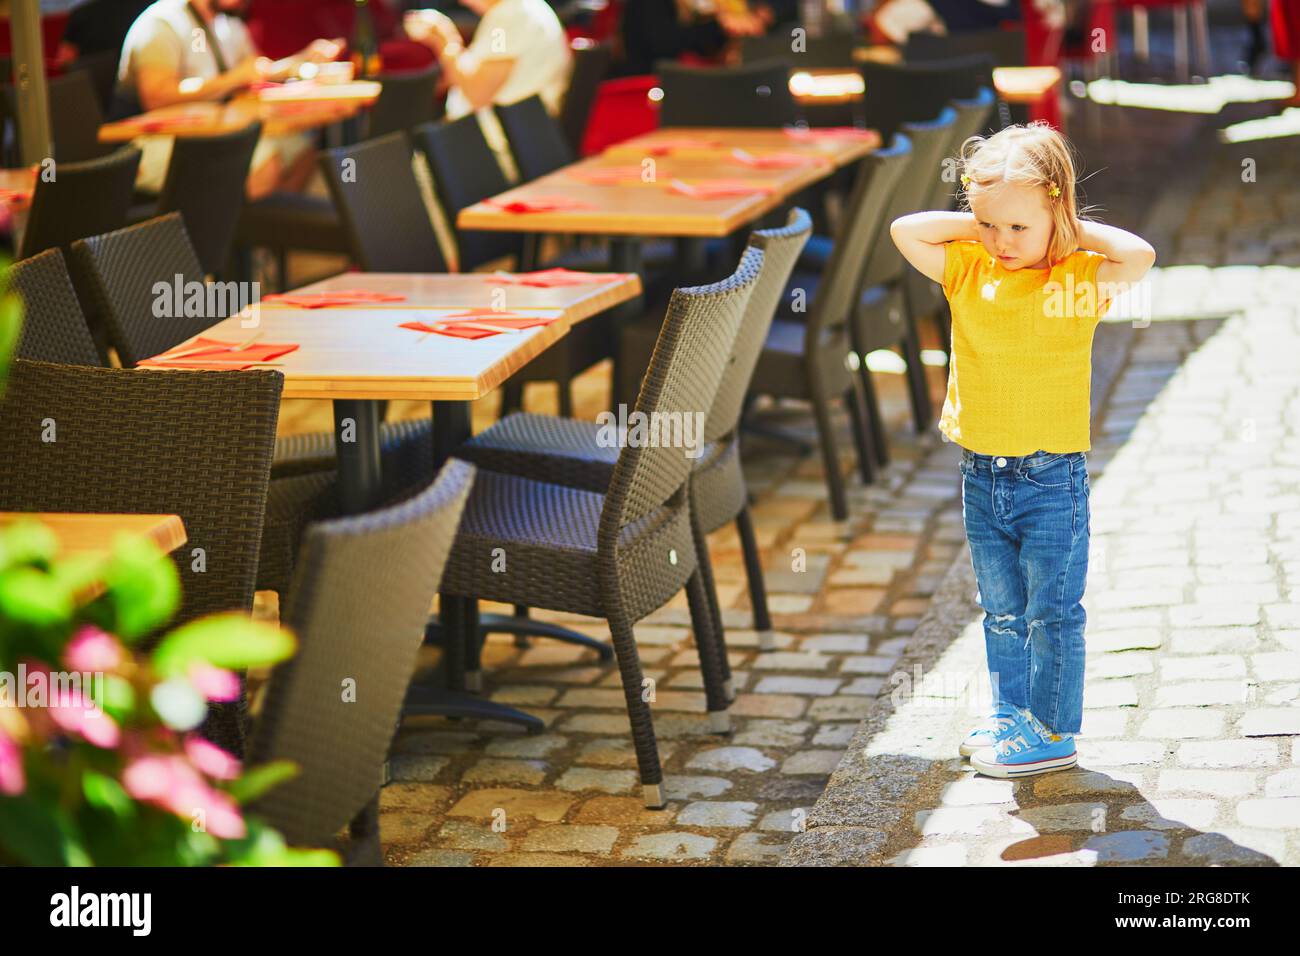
top-left (101, 536), bottom-right (180, 641)
top-left (152, 614), bottom-right (295, 678)
top-left (82, 771), bottom-right (135, 819)
top-left (226, 760), bottom-right (300, 805)
top-left (0, 567), bottom-right (73, 628)
top-left (96, 674), bottom-right (137, 724)
top-left (0, 519), bottom-right (59, 572)
top-left (0, 290), bottom-right (21, 392)
top-left (0, 793), bottom-right (74, 866)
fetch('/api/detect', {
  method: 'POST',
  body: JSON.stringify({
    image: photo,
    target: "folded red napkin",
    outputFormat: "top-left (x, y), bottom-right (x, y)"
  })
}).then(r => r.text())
top-left (0, 188), bottom-right (30, 205)
top-left (487, 269), bottom-right (625, 288)
top-left (401, 313), bottom-right (558, 339)
top-left (668, 178), bottom-right (774, 199)
top-left (567, 165), bottom-right (646, 185)
top-left (730, 148), bottom-right (828, 169)
top-left (261, 289), bottom-right (407, 308)
top-left (783, 126), bottom-right (875, 141)
top-left (137, 359), bottom-right (263, 370)
top-left (644, 137), bottom-right (725, 156)
top-left (139, 336), bottom-right (299, 367)
top-left (483, 196), bottom-right (593, 214)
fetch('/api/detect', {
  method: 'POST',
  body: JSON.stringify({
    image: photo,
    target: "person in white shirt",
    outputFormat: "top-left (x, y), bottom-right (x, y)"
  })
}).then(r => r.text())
top-left (404, 0), bottom-right (572, 120)
top-left (117, 0), bottom-right (343, 197)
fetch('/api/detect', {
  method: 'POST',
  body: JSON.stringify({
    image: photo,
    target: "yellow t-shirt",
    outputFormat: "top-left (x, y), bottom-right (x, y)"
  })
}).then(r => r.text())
top-left (939, 240), bottom-right (1113, 456)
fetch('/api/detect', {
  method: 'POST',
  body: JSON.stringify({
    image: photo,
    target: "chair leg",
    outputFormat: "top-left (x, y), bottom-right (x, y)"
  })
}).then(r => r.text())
top-left (558, 377), bottom-right (574, 418)
top-left (512, 604), bottom-right (531, 648)
top-left (441, 596), bottom-right (466, 691)
top-left (810, 385), bottom-right (849, 521)
top-left (500, 381), bottom-right (524, 415)
top-left (901, 325), bottom-right (932, 434)
top-left (463, 599), bottom-right (483, 693)
top-left (345, 793), bottom-right (383, 867)
top-left (858, 366), bottom-right (889, 469)
top-left (689, 499), bottom-right (734, 701)
top-left (844, 383), bottom-right (878, 486)
top-left (735, 506), bottom-right (775, 651)
top-left (684, 568), bottom-right (732, 730)
top-left (606, 613), bottom-right (666, 807)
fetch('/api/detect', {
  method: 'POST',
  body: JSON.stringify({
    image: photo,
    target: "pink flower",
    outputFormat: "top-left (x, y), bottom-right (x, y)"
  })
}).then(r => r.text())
top-left (184, 736), bottom-right (241, 780)
top-left (0, 730), bottom-right (24, 796)
top-left (47, 686), bottom-right (120, 749)
top-left (122, 754), bottom-right (247, 839)
top-left (187, 664), bottom-right (242, 702)
top-left (64, 626), bottom-right (124, 672)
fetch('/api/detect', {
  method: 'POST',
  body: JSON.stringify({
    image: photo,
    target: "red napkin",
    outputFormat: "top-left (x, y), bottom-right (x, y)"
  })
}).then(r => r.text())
top-left (0, 188), bottom-right (30, 205)
top-left (122, 110), bottom-right (213, 133)
top-left (730, 148), bottom-right (828, 169)
top-left (139, 336), bottom-right (299, 367)
top-left (487, 269), bottom-right (626, 288)
top-left (483, 196), bottom-right (593, 214)
top-left (644, 137), bottom-right (725, 156)
top-left (568, 165), bottom-right (646, 185)
top-left (401, 313), bottom-right (559, 339)
top-left (261, 290), bottom-right (407, 308)
top-left (137, 360), bottom-right (263, 370)
top-left (783, 126), bottom-right (875, 141)
top-left (668, 178), bottom-right (774, 199)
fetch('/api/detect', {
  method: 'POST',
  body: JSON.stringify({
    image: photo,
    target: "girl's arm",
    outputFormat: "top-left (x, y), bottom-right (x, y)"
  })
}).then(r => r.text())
top-left (1077, 220), bottom-right (1157, 288)
top-left (889, 211), bottom-right (980, 285)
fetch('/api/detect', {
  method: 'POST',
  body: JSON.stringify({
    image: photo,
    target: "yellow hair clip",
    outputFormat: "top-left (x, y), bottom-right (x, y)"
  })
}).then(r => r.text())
top-left (1048, 182), bottom-right (1062, 199)
top-left (960, 172), bottom-right (971, 188)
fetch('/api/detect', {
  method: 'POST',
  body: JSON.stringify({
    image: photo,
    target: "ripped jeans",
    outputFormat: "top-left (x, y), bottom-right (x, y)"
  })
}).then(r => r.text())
top-left (959, 448), bottom-right (1090, 735)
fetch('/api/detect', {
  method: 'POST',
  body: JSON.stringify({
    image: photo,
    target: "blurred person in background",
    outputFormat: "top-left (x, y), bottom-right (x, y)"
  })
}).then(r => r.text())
top-left (114, 0), bottom-right (344, 197)
top-left (1274, 0), bottom-right (1300, 104)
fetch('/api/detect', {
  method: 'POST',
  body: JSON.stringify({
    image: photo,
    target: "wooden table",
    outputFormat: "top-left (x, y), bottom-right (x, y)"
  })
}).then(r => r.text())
top-left (790, 64), bottom-right (1062, 106)
top-left (0, 166), bottom-right (36, 211)
top-left (0, 512), bottom-right (187, 598)
top-left (98, 82), bottom-right (381, 143)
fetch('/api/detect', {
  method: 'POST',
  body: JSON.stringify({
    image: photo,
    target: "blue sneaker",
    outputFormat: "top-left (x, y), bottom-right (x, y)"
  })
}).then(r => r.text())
top-left (969, 707), bottom-right (1077, 778)
top-left (957, 708), bottom-right (1018, 757)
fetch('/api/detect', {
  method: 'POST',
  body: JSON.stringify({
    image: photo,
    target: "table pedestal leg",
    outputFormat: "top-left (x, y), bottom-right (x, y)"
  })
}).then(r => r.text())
top-left (609, 237), bottom-right (644, 413)
top-left (334, 399), bottom-right (383, 514)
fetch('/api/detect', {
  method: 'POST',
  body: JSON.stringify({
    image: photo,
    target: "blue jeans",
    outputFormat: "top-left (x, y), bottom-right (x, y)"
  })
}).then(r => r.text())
top-left (958, 448), bottom-right (1090, 735)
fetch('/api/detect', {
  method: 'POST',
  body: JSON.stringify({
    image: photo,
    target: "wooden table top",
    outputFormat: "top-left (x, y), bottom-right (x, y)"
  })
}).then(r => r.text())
top-left (99, 82), bottom-right (380, 143)
top-left (161, 272), bottom-right (641, 401)
top-left (459, 127), bottom-right (878, 238)
top-left (788, 64), bottom-right (1062, 106)
top-left (0, 512), bottom-right (187, 560)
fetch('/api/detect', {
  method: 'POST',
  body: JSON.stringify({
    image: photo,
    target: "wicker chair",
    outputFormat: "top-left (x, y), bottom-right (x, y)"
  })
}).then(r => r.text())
top-left (455, 210), bottom-right (812, 663)
top-left (441, 248), bottom-right (765, 807)
top-left (858, 56), bottom-right (999, 141)
top-left (0, 360), bottom-right (283, 755)
top-left (317, 131), bottom-right (449, 274)
top-left (365, 66), bottom-right (441, 140)
top-left (559, 40), bottom-right (611, 155)
top-left (495, 94), bottom-right (573, 182)
top-left (656, 59), bottom-right (798, 128)
top-left (4, 248), bottom-right (102, 366)
top-left (18, 146), bottom-right (141, 260)
top-left (145, 122), bottom-right (263, 276)
top-left (6, 67), bottom-right (110, 163)
top-left (247, 459), bottom-right (475, 866)
top-left (739, 33), bottom-right (856, 67)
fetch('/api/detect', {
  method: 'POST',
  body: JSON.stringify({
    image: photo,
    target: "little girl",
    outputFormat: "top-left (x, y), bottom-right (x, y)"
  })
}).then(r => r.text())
top-left (890, 122), bottom-right (1156, 778)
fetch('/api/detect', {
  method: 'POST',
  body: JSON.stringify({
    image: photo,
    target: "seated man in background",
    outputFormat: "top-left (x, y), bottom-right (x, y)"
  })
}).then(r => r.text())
top-left (403, 0), bottom-right (571, 119)
top-left (115, 0), bottom-right (344, 198)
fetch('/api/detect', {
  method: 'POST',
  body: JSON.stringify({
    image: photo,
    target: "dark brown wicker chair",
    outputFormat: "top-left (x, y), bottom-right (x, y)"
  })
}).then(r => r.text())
top-left (656, 59), bottom-right (798, 128)
top-left (4, 67), bottom-right (110, 163)
top-left (317, 131), bottom-right (449, 274)
top-left (4, 247), bottom-right (102, 366)
top-left (559, 40), bottom-right (611, 155)
top-left (247, 459), bottom-right (475, 866)
top-left (495, 94), bottom-right (573, 182)
top-left (366, 66), bottom-right (442, 140)
top-left (18, 146), bottom-right (141, 260)
top-left (441, 248), bottom-right (765, 807)
top-left (858, 56), bottom-right (999, 141)
top-left (0, 360), bottom-right (283, 755)
top-left (455, 211), bottom-right (814, 667)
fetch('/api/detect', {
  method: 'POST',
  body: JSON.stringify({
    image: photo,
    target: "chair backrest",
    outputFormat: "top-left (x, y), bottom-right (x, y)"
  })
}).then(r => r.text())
top-left (40, 67), bottom-right (108, 163)
top-left (70, 213), bottom-right (214, 367)
top-left (600, 246), bottom-right (763, 553)
top-left (805, 135), bottom-right (913, 337)
top-left (656, 59), bottom-right (797, 129)
top-left (904, 27), bottom-right (1026, 68)
top-left (157, 122), bottom-right (262, 276)
top-left (4, 247), bottom-right (103, 367)
top-left (927, 87), bottom-right (996, 214)
top-left (366, 66), bottom-right (440, 140)
top-left (18, 146), bottom-right (141, 260)
top-left (411, 116), bottom-right (521, 271)
top-left (495, 94), bottom-right (574, 182)
top-left (0, 359), bottom-right (283, 628)
top-left (739, 32), bottom-right (856, 68)
top-left (318, 131), bottom-right (449, 274)
top-left (247, 458), bottom-right (475, 849)
top-left (560, 40), bottom-right (612, 155)
top-left (67, 50), bottom-right (120, 115)
top-left (858, 56), bottom-right (994, 141)
top-left (706, 207), bottom-right (811, 444)
top-left (862, 110), bottom-right (957, 289)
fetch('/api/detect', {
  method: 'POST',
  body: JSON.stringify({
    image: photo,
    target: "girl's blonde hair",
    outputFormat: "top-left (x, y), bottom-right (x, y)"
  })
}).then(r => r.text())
top-left (958, 121), bottom-right (1083, 266)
